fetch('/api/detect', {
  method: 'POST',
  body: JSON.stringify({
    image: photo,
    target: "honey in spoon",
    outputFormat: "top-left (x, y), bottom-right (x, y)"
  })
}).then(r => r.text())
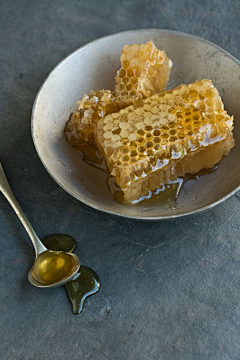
top-left (31, 250), bottom-right (79, 286)
top-left (42, 234), bottom-right (101, 314)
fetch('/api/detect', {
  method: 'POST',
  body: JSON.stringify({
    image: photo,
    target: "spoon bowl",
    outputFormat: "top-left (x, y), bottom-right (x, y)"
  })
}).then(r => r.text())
top-left (28, 251), bottom-right (80, 288)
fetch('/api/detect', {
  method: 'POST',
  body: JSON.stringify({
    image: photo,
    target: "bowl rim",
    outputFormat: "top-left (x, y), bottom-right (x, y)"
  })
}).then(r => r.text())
top-left (31, 29), bottom-right (240, 220)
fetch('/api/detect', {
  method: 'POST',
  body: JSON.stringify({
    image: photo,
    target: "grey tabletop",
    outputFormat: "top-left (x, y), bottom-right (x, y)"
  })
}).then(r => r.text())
top-left (1, 1), bottom-right (240, 359)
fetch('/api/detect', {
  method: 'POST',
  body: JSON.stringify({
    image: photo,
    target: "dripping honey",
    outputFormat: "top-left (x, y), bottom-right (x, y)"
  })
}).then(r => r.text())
top-left (65, 130), bottom-right (218, 206)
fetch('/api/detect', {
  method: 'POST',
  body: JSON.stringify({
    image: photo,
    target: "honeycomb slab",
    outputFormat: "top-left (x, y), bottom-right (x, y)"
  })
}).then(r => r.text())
top-left (114, 40), bottom-right (172, 103)
top-left (65, 41), bottom-right (172, 147)
top-left (65, 90), bottom-right (121, 147)
top-left (95, 80), bottom-right (234, 202)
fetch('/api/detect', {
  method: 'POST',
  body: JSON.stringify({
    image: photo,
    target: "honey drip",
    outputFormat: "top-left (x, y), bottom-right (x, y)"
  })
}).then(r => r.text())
top-left (65, 267), bottom-right (100, 315)
top-left (42, 234), bottom-right (100, 315)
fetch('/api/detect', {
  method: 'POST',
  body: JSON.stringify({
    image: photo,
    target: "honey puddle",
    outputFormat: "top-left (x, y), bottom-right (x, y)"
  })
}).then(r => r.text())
top-left (65, 136), bottom-right (218, 207)
top-left (42, 234), bottom-right (100, 315)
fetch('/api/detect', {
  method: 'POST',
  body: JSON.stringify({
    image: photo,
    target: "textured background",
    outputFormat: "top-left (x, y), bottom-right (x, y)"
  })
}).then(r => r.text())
top-left (0, 0), bottom-right (240, 359)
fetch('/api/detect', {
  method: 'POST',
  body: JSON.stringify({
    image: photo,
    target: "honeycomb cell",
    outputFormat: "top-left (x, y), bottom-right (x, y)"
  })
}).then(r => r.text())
top-left (137, 129), bottom-right (145, 136)
top-left (153, 130), bottom-right (160, 136)
top-left (176, 112), bottom-right (183, 119)
top-left (118, 84), bottom-right (125, 91)
top-left (178, 132), bottom-right (185, 139)
top-left (129, 90), bottom-right (137, 96)
top-left (169, 129), bottom-right (177, 135)
top-left (138, 146), bottom-right (145, 153)
top-left (145, 133), bottom-right (153, 140)
top-left (119, 69), bottom-right (126, 78)
top-left (137, 137), bottom-right (144, 144)
top-left (161, 125), bottom-right (169, 131)
top-left (145, 141), bottom-right (153, 148)
top-left (131, 77), bottom-right (138, 84)
top-left (112, 128), bottom-right (121, 135)
top-left (121, 155), bottom-right (129, 162)
top-left (146, 150), bottom-right (154, 156)
top-left (145, 126), bottom-right (153, 131)
top-left (144, 118), bottom-right (153, 126)
top-left (204, 89), bottom-right (214, 99)
top-left (120, 130), bottom-right (129, 138)
top-left (153, 137), bottom-right (161, 143)
top-left (130, 150), bottom-right (138, 157)
top-left (130, 141), bottom-right (137, 147)
top-left (193, 120), bottom-right (200, 126)
top-left (193, 115), bottom-right (200, 121)
top-left (123, 60), bottom-right (130, 69)
top-left (121, 146), bottom-right (129, 154)
top-left (127, 69), bottom-right (134, 77)
top-left (189, 90), bottom-right (198, 98)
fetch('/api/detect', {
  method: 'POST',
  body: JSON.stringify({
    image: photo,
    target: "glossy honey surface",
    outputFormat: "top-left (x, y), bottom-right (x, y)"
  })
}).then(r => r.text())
top-left (31, 250), bottom-right (79, 286)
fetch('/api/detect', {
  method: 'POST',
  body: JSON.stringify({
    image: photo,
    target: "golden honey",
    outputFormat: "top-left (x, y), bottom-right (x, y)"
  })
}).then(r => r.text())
top-left (114, 40), bottom-right (172, 102)
top-left (42, 234), bottom-right (100, 315)
top-left (95, 80), bottom-right (234, 202)
top-left (31, 250), bottom-right (79, 285)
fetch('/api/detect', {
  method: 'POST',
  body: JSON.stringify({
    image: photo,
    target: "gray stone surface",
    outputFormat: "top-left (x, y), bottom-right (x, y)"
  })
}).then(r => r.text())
top-left (0, 0), bottom-right (240, 359)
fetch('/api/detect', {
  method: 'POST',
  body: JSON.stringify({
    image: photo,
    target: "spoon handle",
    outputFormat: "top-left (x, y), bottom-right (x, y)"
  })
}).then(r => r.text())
top-left (0, 162), bottom-right (46, 256)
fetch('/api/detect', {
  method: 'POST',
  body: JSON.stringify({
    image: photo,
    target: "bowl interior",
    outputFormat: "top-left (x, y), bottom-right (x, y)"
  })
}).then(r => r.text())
top-left (32, 30), bottom-right (240, 219)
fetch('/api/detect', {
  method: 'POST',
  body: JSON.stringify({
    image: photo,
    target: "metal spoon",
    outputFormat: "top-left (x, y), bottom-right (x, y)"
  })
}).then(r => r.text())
top-left (0, 162), bottom-right (80, 288)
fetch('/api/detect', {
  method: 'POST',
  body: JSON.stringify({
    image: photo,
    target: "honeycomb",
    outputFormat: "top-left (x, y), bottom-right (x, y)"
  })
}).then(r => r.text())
top-left (65, 90), bottom-right (122, 147)
top-left (94, 80), bottom-right (235, 202)
top-left (65, 41), bottom-right (172, 147)
top-left (114, 40), bottom-right (172, 102)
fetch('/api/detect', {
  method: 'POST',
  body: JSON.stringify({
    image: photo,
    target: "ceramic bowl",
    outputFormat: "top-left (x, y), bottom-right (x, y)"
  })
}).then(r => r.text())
top-left (31, 29), bottom-right (240, 220)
